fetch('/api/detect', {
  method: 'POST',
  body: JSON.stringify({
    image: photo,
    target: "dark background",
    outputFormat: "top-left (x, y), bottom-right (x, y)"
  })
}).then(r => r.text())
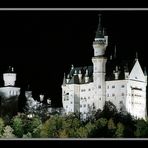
top-left (0, 10), bottom-right (147, 108)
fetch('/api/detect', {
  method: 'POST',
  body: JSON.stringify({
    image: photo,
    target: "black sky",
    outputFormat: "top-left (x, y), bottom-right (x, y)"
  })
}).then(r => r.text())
top-left (0, 10), bottom-right (148, 107)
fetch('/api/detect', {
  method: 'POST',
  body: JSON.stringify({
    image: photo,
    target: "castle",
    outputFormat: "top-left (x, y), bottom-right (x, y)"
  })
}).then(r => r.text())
top-left (61, 15), bottom-right (147, 120)
top-left (0, 66), bottom-right (20, 117)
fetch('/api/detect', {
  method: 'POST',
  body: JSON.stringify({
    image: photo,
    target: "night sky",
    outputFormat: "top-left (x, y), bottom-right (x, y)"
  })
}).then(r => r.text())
top-left (0, 10), bottom-right (148, 107)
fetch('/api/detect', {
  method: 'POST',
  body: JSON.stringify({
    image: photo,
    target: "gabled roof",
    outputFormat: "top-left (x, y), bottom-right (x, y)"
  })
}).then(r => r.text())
top-left (129, 59), bottom-right (146, 82)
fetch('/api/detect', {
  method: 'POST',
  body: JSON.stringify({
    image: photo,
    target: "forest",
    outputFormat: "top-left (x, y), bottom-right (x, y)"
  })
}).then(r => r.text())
top-left (0, 101), bottom-right (147, 138)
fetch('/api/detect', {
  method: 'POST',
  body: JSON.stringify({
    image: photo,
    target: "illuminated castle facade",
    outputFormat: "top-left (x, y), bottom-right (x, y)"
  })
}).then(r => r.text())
top-left (62, 15), bottom-right (147, 120)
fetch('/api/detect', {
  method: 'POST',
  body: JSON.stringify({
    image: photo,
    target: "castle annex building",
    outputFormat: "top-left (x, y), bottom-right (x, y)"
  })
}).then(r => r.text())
top-left (62, 15), bottom-right (147, 120)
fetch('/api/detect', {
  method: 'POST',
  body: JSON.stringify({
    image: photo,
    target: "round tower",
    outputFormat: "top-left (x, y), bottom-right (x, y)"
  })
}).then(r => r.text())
top-left (92, 14), bottom-right (108, 111)
top-left (93, 14), bottom-right (108, 57)
top-left (3, 66), bottom-right (16, 87)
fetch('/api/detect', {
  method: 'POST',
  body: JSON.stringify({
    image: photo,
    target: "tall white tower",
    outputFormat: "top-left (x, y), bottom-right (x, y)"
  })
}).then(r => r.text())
top-left (92, 14), bottom-right (108, 110)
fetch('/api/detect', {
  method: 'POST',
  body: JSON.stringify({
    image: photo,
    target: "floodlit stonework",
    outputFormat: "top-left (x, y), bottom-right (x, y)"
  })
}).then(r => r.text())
top-left (62, 15), bottom-right (147, 120)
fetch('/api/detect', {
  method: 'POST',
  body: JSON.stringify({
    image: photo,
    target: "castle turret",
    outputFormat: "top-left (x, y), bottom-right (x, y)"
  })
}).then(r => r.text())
top-left (78, 70), bottom-right (82, 83)
top-left (92, 14), bottom-right (108, 110)
top-left (3, 66), bottom-right (16, 87)
top-left (93, 14), bottom-right (108, 57)
top-left (124, 64), bottom-right (129, 80)
top-left (114, 66), bottom-right (120, 80)
top-left (85, 69), bottom-right (89, 83)
top-left (0, 66), bottom-right (20, 117)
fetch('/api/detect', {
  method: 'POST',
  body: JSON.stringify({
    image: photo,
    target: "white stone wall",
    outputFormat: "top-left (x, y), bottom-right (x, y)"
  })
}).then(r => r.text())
top-left (106, 80), bottom-right (127, 111)
top-left (3, 73), bottom-right (16, 86)
top-left (0, 87), bottom-right (20, 98)
top-left (80, 83), bottom-right (94, 114)
top-left (126, 80), bottom-right (147, 119)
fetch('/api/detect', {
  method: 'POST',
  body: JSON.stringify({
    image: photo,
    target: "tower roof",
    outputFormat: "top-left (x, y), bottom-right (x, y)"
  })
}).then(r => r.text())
top-left (6, 66), bottom-right (15, 73)
top-left (95, 14), bottom-right (104, 38)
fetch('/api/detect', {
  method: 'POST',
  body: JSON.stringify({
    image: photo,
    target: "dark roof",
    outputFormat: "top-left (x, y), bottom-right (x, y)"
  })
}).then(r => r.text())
top-left (65, 66), bottom-right (93, 84)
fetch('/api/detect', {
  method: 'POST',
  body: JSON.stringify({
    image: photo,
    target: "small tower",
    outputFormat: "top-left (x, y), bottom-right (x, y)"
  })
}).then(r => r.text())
top-left (93, 14), bottom-right (108, 56)
top-left (3, 66), bottom-right (16, 87)
top-left (78, 70), bottom-right (82, 83)
top-left (66, 74), bottom-right (70, 83)
top-left (114, 66), bottom-right (120, 80)
top-left (124, 64), bottom-right (129, 80)
top-left (85, 69), bottom-right (89, 83)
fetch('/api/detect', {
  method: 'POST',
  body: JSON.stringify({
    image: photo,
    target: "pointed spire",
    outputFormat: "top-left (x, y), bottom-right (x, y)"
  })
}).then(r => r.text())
top-left (95, 14), bottom-right (103, 38)
top-left (135, 52), bottom-right (138, 60)
top-left (124, 63), bottom-right (129, 72)
top-left (103, 27), bottom-right (107, 36)
top-left (114, 45), bottom-right (117, 59)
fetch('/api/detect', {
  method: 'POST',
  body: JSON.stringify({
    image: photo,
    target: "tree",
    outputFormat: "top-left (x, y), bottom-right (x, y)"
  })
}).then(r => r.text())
top-left (0, 118), bottom-right (5, 137)
top-left (2, 126), bottom-right (16, 138)
top-left (107, 118), bottom-right (116, 137)
top-left (100, 101), bottom-right (118, 119)
top-left (40, 115), bottom-right (64, 138)
top-left (11, 115), bottom-right (24, 138)
top-left (93, 118), bottom-right (108, 137)
top-left (115, 122), bottom-right (124, 137)
top-left (75, 127), bottom-right (88, 138)
top-left (134, 119), bottom-right (148, 137)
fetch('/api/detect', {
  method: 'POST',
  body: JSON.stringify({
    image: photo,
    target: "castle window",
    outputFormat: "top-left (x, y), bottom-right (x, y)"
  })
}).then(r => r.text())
top-left (98, 85), bottom-right (101, 89)
top-left (71, 102), bottom-right (72, 104)
top-left (88, 88), bottom-right (91, 91)
top-left (107, 94), bottom-right (109, 97)
top-left (112, 85), bottom-right (115, 88)
top-left (107, 86), bottom-right (109, 89)
top-left (112, 94), bottom-right (115, 97)
top-left (120, 101), bottom-right (123, 104)
top-left (84, 104), bottom-right (86, 107)
top-left (80, 105), bottom-right (82, 108)
top-left (88, 96), bottom-right (90, 99)
top-left (81, 97), bottom-right (83, 100)
top-left (122, 93), bottom-right (124, 96)
top-left (66, 106), bottom-right (68, 108)
top-left (99, 98), bottom-right (101, 100)
top-left (121, 85), bottom-right (125, 88)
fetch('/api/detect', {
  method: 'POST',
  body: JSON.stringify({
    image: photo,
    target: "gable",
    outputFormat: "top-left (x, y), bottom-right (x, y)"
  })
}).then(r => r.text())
top-left (129, 60), bottom-right (145, 82)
